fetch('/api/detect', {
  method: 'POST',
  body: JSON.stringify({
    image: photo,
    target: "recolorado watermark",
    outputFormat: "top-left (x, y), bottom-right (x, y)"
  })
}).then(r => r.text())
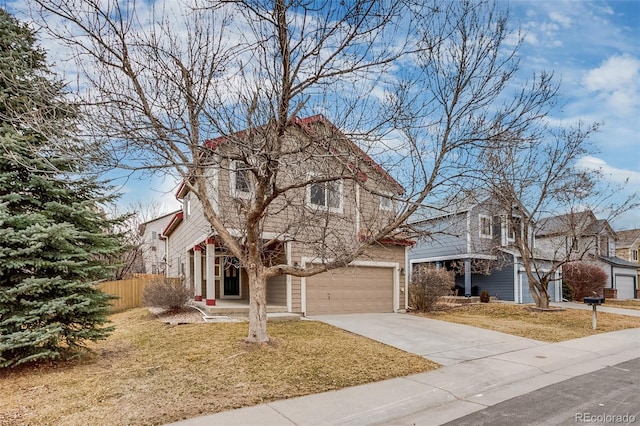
top-left (576, 413), bottom-right (637, 423)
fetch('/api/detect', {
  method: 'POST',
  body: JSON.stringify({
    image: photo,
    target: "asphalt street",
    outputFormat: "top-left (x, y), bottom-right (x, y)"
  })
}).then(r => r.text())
top-left (444, 357), bottom-right (640, 426)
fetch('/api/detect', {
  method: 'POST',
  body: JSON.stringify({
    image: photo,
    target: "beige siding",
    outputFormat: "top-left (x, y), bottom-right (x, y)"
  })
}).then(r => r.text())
top-left (267, 275), bottom-right (287, 305)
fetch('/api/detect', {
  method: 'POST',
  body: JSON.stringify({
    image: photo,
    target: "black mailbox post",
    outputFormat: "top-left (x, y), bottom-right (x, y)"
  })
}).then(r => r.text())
top-left (584, 297), bottom-right (605, 330)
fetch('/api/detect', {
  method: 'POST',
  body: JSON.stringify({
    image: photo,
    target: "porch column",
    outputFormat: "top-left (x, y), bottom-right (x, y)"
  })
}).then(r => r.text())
top-left (193, 246), bottom-right (203, 301)
top-left (464, 258), bottom-right (471, 297)
top-left (206, 238), bottom-right (216, 306)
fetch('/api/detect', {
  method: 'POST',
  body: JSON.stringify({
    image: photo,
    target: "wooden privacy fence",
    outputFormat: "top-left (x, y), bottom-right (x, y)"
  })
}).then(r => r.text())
top-left (98, 274), bottom-right (166, 312)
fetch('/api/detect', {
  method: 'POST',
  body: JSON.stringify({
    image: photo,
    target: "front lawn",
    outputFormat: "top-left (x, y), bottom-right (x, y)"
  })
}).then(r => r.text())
top-left (418, 303), bottom-right (640, 342)
top-left (0, 309), bottom-right (437, 426)
top-left (602, 299), bottom-right (640, 310)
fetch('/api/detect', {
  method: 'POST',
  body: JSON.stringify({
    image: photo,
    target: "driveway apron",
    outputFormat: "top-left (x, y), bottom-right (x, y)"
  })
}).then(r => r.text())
top-left (310, 313), bottom-right (543, 366)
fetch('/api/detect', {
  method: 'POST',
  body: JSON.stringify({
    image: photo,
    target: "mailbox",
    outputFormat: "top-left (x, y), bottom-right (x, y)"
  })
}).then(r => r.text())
top-left (584, 297), bottom-right (604, 305)
top-left (584, 296), bottom-right (605, 330)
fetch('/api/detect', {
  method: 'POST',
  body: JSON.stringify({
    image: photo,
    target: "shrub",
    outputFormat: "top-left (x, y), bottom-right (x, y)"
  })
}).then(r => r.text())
top-left (409, 266), bottom-right (455, 312)
top-left (562, 262), bottom-right (607, 302)
top-left (143, 278), bottom-right (191, 310)
top-left (479, 291), bottom-right (490, 303)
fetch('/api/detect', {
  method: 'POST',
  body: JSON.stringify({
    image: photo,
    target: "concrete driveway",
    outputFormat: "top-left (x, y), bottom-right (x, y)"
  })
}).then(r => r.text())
top-left (310, 313), bottom-right (543, 366)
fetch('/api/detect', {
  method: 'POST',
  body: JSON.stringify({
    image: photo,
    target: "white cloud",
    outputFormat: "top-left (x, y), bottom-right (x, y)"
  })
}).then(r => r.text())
top-left (582, 54), bottom-right (640, 114)
top-left (576, 156), bottom-right (640, 186)
top-left (548, 11), bottom-right (572, 28)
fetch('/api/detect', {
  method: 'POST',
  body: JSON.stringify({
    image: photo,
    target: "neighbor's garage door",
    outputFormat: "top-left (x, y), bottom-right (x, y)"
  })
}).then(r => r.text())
top-left (615, 275), bottom-right (636, 299)
top-left (306, 266), bottom-right (394, 315)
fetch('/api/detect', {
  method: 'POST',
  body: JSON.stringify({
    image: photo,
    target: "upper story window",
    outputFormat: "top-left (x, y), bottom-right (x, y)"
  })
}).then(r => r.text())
top-left (308, 178), bottom-right (342, 213)
top-left (631, 249), bottom-right (638, 261)
top-left (231, 161), bottom-right (252, 197)
top-left (567, 236), bottom-right (579, 252)
top-left (379, 194), bottom-right (393, 211)
top-left (479, 215), bottom-right (492, 239)
top-left (184, 193), bottom-right (191, 218)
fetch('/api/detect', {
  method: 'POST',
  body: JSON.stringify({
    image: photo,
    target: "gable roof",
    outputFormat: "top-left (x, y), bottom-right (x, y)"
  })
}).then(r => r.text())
top-left (536, 210), bottom-right (610, 237)
top-left (616, 229), bottom-right (640, 248)
top-left (161, 212), bottom-right (184, 238)
top-left (176, 114), bottom-right (403, 198)
top-left (138, 210), bottom-right (182, 236)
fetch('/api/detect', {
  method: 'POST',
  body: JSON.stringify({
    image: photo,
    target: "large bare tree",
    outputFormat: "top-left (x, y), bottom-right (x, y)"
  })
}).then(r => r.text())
top-left (31, 0), bottom-right (559, 341)
top-left (477, 124), bottom-right (637, 308)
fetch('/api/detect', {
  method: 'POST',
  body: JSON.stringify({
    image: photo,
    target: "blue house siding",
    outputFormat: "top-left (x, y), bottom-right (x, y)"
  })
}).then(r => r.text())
top-left (410, 214), bottom-right (468, 260)
top-left (471, 265), bottom-right (515, 301)
top-left (452, 263), bottom-right (515, 301)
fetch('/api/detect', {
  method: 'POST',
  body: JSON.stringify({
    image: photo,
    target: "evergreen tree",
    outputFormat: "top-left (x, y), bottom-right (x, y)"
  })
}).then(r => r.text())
top-left (0, 9), bottom-right (122, 368)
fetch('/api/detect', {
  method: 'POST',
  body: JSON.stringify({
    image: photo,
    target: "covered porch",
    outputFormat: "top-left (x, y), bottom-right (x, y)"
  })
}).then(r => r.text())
top-left (185, 237), bottom-right (288, 309)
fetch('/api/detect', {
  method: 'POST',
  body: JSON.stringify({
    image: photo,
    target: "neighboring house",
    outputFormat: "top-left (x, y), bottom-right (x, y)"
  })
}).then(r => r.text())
top-left (407, 198), bottom-right (559, 303)
top-left (536, 211), bottom-right (638, 299)
top-left (138, 211), bottom-right (180, 275)
top-left (615, 228), bottom-right (640, 280)
top-left (160, 115), bottom-right (412, 316)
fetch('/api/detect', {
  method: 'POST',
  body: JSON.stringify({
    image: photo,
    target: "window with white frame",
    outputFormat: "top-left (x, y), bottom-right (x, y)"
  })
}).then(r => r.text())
top-left (184, 193), bottom-right (191, 218)
top-left (479, 215), bottom-right (492, 238)
top-left (231, 161), bottom-right (251, 196)
top-left (632, 249), bottom-right (638, 261)
top-left (379, 194), bottom-right (393, 211)
top-left (308, 178), bottom-right (342, 212)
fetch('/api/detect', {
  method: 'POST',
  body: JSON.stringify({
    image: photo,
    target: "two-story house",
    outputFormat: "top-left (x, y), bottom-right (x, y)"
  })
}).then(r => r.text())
top-left (138, 211), bottom-right (180, 275)
top-left (160, 115), bottom-right (412, 316)
top-left (535, 211), bottom-right (638, 299)
top-left (407, 198), bottom-right (560, 303)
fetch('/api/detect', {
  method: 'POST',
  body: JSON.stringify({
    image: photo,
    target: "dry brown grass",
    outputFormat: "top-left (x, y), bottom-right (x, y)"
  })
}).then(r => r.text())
top-left (0, 309), bottom-right (436, 426)
top-left (604, 299), bottom-right (640, 310)
top-left (418, 303), bottom-right (640, 342)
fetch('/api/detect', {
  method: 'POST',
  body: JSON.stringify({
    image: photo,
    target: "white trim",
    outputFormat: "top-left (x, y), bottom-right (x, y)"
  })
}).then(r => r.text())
top-left (305, 174), bottom-right (344, 214)
top-left (379, 192), bottom-right (394, 211)
top-left (513, 255), bottom-right (519, 303)
top-left (194, 248), bottom-right (203, 299)
top-left (286, 241), bottom-right (292, 312)
top-left (300, 257), bottom-right (400, 315)
top-left (479, 214), bottom-right (492, 239)
top-left (355, 185), bottom-right (361, 235)
top-left (205, 241), bottom-right (216, 302)
top-left (466, 211), bottom-right (472, 252)
top-left (404, 246), bottom-right (409, 310)
top-left (230, 160), bottom-right (252, 199)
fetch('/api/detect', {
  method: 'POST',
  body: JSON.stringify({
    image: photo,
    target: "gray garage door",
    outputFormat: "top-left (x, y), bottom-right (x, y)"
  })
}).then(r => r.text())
top-left (615, 275), bottom-right (636, 299)
top-left (306, 266), bottom-right (394, 315)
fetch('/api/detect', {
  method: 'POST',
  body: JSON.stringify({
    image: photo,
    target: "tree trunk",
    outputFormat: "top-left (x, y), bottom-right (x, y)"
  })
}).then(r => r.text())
top-left (531, 281), bottom-right (550, 309)
top-left (246, 266), bottom-right (269, 343)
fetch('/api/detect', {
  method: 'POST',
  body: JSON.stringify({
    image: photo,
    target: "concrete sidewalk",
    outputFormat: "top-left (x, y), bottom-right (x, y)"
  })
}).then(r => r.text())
top-left (167, 314), bottom-right (640, 426)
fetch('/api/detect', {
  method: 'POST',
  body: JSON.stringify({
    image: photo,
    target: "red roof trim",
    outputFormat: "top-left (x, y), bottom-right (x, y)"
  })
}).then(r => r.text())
top-left (162, 212), bottom-right (184, 238)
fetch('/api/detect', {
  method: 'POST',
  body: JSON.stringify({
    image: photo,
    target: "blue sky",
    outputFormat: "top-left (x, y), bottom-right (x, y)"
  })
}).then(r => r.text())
top-left (132, 0), bottom-right (640, 228)
top-left (505, 0), bottom-right (640, 229)
top-left (7, 0), bottom-right (640, 228)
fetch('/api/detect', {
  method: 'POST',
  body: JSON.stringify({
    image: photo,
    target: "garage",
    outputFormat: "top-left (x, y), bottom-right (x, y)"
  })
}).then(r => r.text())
top-left (305, 266), bottom-right (395, 315)
top-left (615, 275), bottom-right (636, 299)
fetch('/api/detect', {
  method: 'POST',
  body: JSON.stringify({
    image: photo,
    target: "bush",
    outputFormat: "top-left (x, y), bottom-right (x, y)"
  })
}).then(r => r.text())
top-left (143, 278), bottom-right (191, 310)
top-left (562, 262), bottom-right (607, 302)
top-left (480, 290), bottom-right (490, 303)
top-left (409, 266), bottom-right (455, 312)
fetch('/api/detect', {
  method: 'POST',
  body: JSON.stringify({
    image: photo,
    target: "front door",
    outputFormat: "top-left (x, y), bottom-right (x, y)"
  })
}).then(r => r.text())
top-left (223, 257), bottom-right (241, 298)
